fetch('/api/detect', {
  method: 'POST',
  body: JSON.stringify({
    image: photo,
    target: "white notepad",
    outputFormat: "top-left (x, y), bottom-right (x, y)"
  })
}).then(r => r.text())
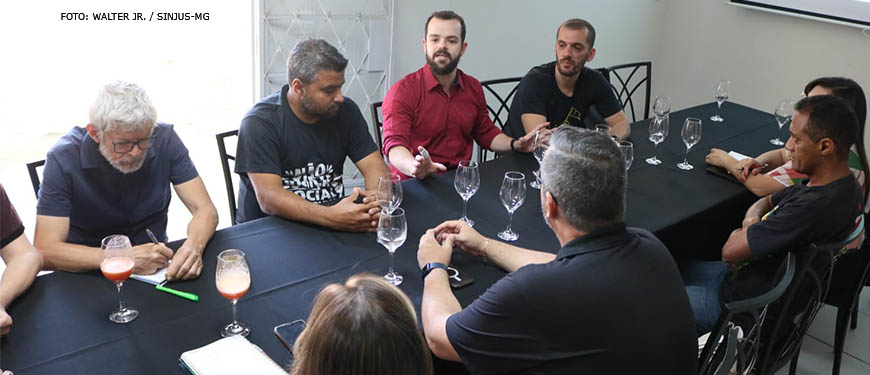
top-left (179, 336), bottom-right (288, 375)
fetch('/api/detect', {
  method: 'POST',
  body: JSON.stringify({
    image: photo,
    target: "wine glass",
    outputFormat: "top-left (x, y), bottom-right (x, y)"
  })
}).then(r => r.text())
top-left (619, 141), bottom-right (634, 171)
top-left (101, 235), bottom-right (138, 324)
top-left (529, 131), bottom-right (547, 189)
top-left (216, 249), bottom-right (251, 337)
top-left (376, 173), bottom-right (402, 214)
top-left (711, 80), bottom-right (730, 122)
top-left (454, 160), bottom-right (480, 227)
top-left (770, 100), bottom-right (793, 146)
top-left (378, 207), bottom-right (407, 286)
top-left (653, 95), bottom-right (671, 118)
top-left (646, 115), bottom-right (669, 165)
top-left (497, 172), bottom-right (526, 241)
top-left (595, 124), bottom-right (611, 136)
top-left (677, 118), bottom-right (703, 170)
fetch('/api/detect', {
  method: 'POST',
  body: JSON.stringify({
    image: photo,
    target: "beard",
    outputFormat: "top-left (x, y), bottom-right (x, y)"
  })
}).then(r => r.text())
top-left (556, 57), bottom-right (583, 77)
top-left (426, 50), bottom-right (461, 75)
top-left (99, 141), bottom-right (146, 174)
top-left (300, 92), bottom-right (340, 120)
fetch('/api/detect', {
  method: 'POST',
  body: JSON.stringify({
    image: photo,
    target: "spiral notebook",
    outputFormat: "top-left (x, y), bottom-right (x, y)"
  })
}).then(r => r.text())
top-left (179, 335), bottom-right (287, 375)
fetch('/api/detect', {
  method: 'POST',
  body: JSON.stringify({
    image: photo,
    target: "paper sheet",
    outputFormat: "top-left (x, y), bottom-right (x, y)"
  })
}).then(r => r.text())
top-left (130, 267), bottom-right (167, 285)
top-left (728, 151), bottom-right (750, 161)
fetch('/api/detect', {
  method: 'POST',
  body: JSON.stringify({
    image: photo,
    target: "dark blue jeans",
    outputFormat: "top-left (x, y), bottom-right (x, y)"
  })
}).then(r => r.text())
top-left (681, 261), bottom-right (728, 335)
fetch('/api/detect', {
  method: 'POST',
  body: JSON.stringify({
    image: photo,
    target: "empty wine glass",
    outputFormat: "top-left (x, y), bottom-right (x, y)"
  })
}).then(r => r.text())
top-left (646, 115), bottom-right (669, 165)
top-left (216, 249), bottom-right (251, 337)
top-left (619, 141), bottom-right (634, 171)
top-left (770, 100), bottom-right (793, 146)
top-left (711, 80), bottom-right (730, 122)
top-left (454, 161), bottom-right (480, 227)
top-left (378, 207), bottom-right (407, 286)
top-left (497, 172), bottom-right (526, 242)
top-left (595, 124), bottom-right (611, 136)
top-left (101, 235), bottom-right (138, 324)
top-left (653, 95), bottom-right (671, 118)
top-left (530, 131), bottom-right (547, 189)
top-left (376, 173), bottom-right (402, 214)
top-left (677, 118), bottom-right (703, 170)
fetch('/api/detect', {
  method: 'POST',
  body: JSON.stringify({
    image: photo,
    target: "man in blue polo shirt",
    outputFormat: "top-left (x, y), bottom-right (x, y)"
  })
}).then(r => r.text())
top-left (417, 127), bottom-right (696, 374)
top-left (34, 81), bottom-right (218, 280)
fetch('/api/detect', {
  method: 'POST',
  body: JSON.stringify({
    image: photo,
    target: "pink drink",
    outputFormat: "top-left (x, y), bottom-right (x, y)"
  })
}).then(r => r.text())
top-left (101, 258), bottom-right (135, 283)
top-left (216, 271), bottom-right (251, 301)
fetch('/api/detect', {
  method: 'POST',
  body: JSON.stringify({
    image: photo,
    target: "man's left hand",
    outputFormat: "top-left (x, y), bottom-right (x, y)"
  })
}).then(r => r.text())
top-left (513, 122), bottom-right (551, 153)
top-left (166, 242), bottom-right (203, 281)
top-left (417, 229), bottom-right (454, 268)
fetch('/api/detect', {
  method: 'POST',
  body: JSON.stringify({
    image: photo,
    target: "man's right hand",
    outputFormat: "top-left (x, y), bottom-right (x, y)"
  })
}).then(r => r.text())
top-left (433, 220), bottom-right (487, 257)
top-left (325, 188), bottom-right (380, 232)
top-left (0, 307), bottom-right (12, 336)
top-left (411, 146), bottom-right (446, 179)
top-left (131, 243), bottom-right (173, 274)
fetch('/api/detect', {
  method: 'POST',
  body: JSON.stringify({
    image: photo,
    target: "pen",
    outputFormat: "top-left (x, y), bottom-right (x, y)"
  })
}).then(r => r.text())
top-left (145, 228), bottom-right (160, 244)
top-left (156, 284), bottom-right (199, 302)
top-left (736, 163), bottom-right (769, 172)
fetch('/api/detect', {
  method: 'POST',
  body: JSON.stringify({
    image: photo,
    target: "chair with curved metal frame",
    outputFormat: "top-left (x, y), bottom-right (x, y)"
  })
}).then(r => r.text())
top-left (604, 61), bottom-right (651, 123)
top-left (478, 77), bottom-right (523, 164)
top-left (215, 130), bottom-right (239, 225)
top-left (26, 160), bottom-right (45, 198)
top-left (370, 101), bottom-right (384, 154)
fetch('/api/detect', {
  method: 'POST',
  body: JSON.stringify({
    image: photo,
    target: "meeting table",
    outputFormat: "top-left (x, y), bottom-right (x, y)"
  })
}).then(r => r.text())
top-left (2, 101), bottom-right (781, 374)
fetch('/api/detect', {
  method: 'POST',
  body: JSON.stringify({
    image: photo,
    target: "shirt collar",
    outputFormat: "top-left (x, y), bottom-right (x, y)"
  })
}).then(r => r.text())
top-left (556, 222), bottom-right (630, 259)
top-left (423, 64), bottom-right (464, 93)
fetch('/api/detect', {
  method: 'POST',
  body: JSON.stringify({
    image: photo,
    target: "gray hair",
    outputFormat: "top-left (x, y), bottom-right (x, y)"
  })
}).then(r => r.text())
top-left (540, 127), bottom-right (625, 232)
top-left (88, 81), bottom-right (157, 134)
top-left (286, 38), bottom-right (348, 85)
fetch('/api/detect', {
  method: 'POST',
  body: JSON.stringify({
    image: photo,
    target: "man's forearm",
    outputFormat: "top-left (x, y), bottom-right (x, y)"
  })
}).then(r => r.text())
top-left (387, 146), bottom-right (416, 177)
top-left (610, 120), bottom-right (631, 140)
top-left (489, 134), bottom-right (513, 153)
top-left (185, 207), bottom-right (218, 252)
top-left (421, 270), bottom-right (462, 361)
top-left (745, 196), bottom-right (773, 222)
top-left (34, 239), bottom-right (101, 272)
top-left (486, 240), bottom-right (556, 273)
top-left (260, 190), bottom-right (333, 227)
top-left (0, 238), bottom-right (42, 308)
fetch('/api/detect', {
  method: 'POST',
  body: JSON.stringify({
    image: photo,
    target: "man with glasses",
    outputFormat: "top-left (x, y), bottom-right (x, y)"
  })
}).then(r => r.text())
top-left (34, 81), bottom-right (218, 280)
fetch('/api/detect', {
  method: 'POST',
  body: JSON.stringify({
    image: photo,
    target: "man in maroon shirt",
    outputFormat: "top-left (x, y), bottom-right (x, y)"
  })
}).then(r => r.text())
top-left (0, 183), bottom-right (43, 339)
top-left (382, 11), bottom-right (548, 179)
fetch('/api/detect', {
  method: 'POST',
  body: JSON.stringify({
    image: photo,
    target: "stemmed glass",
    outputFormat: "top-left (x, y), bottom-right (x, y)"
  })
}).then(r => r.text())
top-left (653, 95), bottom-right (671, 117)
top-left (454, 161), bottom-right (480, 227)
top-left (497, 172), bottom-right (526, 241)
top-left (770, 100), bottom-right (793, 146)
top-left (216, 249), bottom-right (251, 337)
top-left (595, 124), bottom-right (611, 136)
top-left (646, 115), bottom-right (669, 165)
top-left (529, 131), bottom-right (547, 189)
top-left (619, 141), bottom-right (634, 171)
top-left (101, 235), bottom-right (138, 324)
top-left (378, 207), bottom-right (407, 286)
top-left (376, 173), bottom-right (402, 214)
top-left (677, 118), bottom-right (703, 170)
top-left (711, 80), bottom-right (730, 122)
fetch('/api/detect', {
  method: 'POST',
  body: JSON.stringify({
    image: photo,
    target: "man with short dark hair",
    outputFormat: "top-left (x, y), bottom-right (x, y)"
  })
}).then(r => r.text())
top-left (417, 127), bottom-right (696, 374)
top-left (506, 18), bottom-right (630, 140)
top-left (683, 95), bottom-right (864, 334)
top-left (382, 11), bottom-right (547, 180)
top-left (235, 38), bottom-right (391, 230)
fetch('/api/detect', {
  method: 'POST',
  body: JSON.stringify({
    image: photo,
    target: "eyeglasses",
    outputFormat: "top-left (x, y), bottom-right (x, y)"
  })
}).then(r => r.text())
top-left (110, 131), bottom-right (157, 154)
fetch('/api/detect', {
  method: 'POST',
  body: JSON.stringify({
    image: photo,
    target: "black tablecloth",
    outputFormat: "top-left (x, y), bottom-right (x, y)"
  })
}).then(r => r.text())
top-left (3, 102), bottom-right (780, 374)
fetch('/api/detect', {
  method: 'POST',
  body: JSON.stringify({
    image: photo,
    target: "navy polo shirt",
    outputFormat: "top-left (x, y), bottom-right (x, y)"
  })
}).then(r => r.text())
top-left (445, 225), bottom-right (697, 374)
top-left (37, 123), bottom-right (198, 247)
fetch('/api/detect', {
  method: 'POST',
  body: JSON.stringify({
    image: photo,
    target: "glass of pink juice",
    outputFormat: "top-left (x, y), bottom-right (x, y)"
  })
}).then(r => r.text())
top-left (101, 235), bottom-right (138, 323)
top-left (216, 249), bottom-right (251, 337)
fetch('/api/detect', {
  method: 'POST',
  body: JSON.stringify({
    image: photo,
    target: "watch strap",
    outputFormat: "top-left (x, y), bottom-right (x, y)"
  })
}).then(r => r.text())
top-left (421, 262), bottom-right (448, 280)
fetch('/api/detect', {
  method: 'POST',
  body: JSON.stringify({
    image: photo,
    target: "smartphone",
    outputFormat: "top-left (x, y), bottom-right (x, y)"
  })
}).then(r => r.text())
top-left (274, 319), bottom-right (306, 354)
top-left (419, 147), bottom-right (431, 161)
top-left (446, 265), bottom-right (474, 289)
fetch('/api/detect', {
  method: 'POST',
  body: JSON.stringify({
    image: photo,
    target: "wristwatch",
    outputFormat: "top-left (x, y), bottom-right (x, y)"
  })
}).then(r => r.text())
top-left (510, 138), bottom-right (517, 152)
top-left (421, 262), bottom-right (448, 280)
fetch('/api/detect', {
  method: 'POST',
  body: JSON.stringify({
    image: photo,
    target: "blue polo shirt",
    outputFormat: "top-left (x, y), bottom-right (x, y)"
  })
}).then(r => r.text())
top-left (37, 123), bottom-right (198, 247)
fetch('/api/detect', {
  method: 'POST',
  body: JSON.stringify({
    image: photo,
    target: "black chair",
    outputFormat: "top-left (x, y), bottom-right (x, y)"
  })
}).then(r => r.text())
top-left (370, 101), bottom-right (384, 154)
top-left (698, 253), bottom-right (797, 375)
top-left (604, 61), bottom-right (651, 123)
top-left (26, 159), bottom-right (45, 198)
top-left (755, 242), bottom-right (843, 374)
top-left (478, 77), bottom-right (523, 164)
top-left (215, 130), bottom-right (239, 226)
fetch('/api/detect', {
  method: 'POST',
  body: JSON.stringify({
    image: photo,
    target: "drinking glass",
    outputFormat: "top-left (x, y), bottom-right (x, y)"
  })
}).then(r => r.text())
top-left (376, 173), bottom-right (402, 214)
top-left (454, 160), bottom-right (480, 227)
top-left (711, 80), bottom-right (730, 122)
top-left (646, 115), bottom-right (669, 165)
top-left (677, 118), bottom-right (703, 170)
top-left (101, 235), bottom-right (138, 324)
top-left (497, 172), bottom-right (526, 241)
top-left (770, 100), bottom-right (793, 146)
top-left (595, 124), bottom-right (611, 136)
top-left (619, 141), bottom-right (634, 171)
top-left (378, 207), bottom-right (407, 286)
top-left (216, 249), bottom-right (251, 337)
top-left (530, 131), bottom-right (547, 189)
top-left (653, 95), bottom-right (671, 118)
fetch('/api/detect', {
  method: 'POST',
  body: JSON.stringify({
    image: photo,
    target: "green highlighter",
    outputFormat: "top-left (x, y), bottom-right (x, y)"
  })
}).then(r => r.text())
top-left (156, 283), bottom-right (199, 302)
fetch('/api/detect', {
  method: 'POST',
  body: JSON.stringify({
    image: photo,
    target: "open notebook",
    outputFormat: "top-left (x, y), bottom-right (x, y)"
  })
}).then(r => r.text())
top-left (179, 335), bottom-right (288, 375)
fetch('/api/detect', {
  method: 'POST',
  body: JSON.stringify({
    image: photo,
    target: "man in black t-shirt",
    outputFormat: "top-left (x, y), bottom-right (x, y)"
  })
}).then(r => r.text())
top-left (235, 38), bottom-right (391, 229)
top-left (417, 127), bottom-right (696, 374)
top-left (683, 95), bottom-right (864, 334)
top-left (506, 18), bottom-right (629, 139)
